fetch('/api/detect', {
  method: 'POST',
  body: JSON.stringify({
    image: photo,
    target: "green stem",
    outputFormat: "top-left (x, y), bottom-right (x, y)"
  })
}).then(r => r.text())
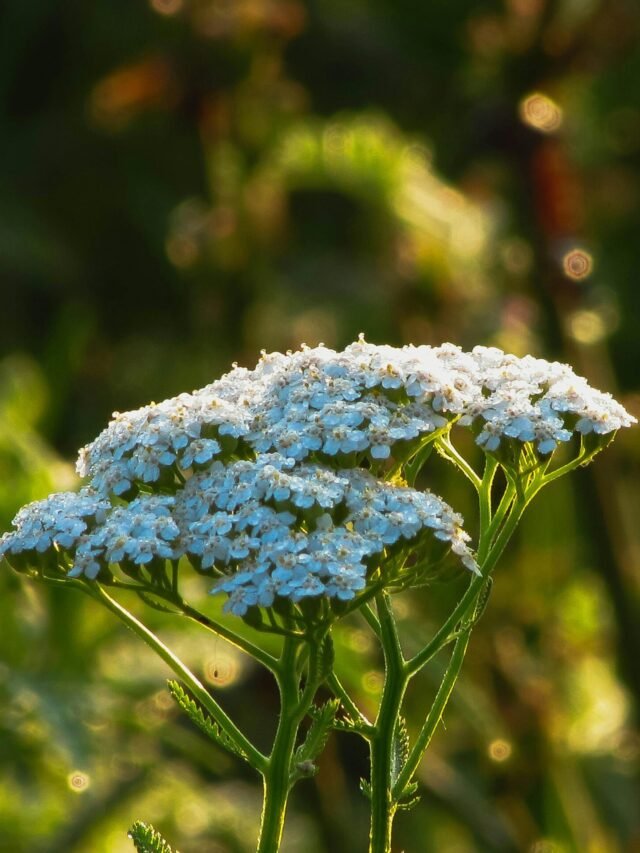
top-left (327, 672), bottom-right (374, 734)
top-left (404, 575), bottom-right (480, 676)
top-left (396, 487), bottom-right (532, 817)
top-left (257, 630), bottom-right (327, 852)
top-left (257, 636), bottom-right (300, 853)
top-left (479, 481), bottom-right (516, 562)
top-left (436, 435), bottom-right (482, 491)
top-left (103, 573), bottom-right (280, 674)
top-left (406, 493), bottom-right (527, 676)
top-left (177, 600), bottom-right (280, 674)
top-left (536, 444), bottom-right (603, 490)
top-left (85, 582), bottom-right (267, 772)
top-left (479, 456), bottom-right (498, 534)
top-left (393, 630), bottom-right (471, 799)
top-left (369, 593), bottom-right (407, 853)
top-left (360, 602), bottom-right (382, 638)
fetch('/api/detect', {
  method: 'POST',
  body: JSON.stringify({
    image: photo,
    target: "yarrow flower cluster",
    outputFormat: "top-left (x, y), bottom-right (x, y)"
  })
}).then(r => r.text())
top-left (78, 338), bottom-right (635, 487)
top-left (1, 339), bottom-right (634, 616)
top-left (0, 452), bottom-right (475, 614)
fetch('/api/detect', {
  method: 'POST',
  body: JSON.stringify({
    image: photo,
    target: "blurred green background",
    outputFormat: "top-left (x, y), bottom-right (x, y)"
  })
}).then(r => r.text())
top-left (1, 1), bottom-right (640, 851)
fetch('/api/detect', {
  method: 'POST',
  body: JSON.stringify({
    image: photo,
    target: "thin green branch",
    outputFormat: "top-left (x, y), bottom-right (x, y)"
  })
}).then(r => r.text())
top-left (360, 602), bottom-right (382, 638)
top-left (369, 592), bottom-right (409, 851)
top-left (83, 582), bottom-right (267, 773)
top-left (538, 442), bottom-right (603, 488)
top-left (436, 435), bottom-right (482, 491)
top-left (478, 480), bottom-right (516, 563)
top-left (177, 600), bottom-right (280, 674)
top-left (403, 575), bottom-right (482, 677)
top-left (406, 493), bottom-right (528, 677)
top-left (257, 633), bottom-right (307, 852)
top-left (375, 592), bottom-right (404, 669)
top-left (294, 628), bottom-right (330, 717)
top-left (327, 672), bottom-right (374, 734)
top-left (99, 571), bottom-right (280, 674)
top-left (392, 629), bottom-right (471, 800)
top-left (479, 456), bottom-right (498, 534)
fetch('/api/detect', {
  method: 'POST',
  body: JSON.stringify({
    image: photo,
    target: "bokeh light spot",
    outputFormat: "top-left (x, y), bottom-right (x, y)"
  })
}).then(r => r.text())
top-left (500, 237), bottom-right (533, 275)
top-left (204, 653), bottom-right (239, 688)
top-left (344, 628), bottom-right (373, 653)
top-left (361, 670), bottom-right (384, 695)
top-left (149, 0), bottom-right (183, 15)
top-left (568, 310), bottom-right (607, 345)
top-left (529, 841), bottom-right (561, 853)
top-left (519, 92), bottom-right (563, 133)
top-left (488, 738), bottom-right (512, 762)
top-left (67, 771), bottom-right (90, 793)
top-left (562, 248), bottom-right (593, 280)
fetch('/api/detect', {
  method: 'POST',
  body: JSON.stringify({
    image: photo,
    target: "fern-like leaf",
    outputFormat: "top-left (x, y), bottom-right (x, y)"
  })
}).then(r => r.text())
top-left (290, 699), bottom-right (340, 782)
top-left (128, 820), bottom-right (174, 853)
top-left (390, 715), bottom-right (410, 786)
top-left (359, 777), bottom-right (372, 800)
top-left (167, 680), bottom-right (247, 762)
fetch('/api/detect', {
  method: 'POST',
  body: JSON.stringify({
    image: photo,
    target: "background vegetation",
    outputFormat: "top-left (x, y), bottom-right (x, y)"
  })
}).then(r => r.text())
top-left (1, 1), bottom-right (639, 850)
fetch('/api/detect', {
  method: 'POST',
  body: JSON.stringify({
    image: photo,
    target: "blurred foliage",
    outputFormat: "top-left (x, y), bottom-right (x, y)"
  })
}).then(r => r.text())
top-left (1, 0), bottom-right (639, 850)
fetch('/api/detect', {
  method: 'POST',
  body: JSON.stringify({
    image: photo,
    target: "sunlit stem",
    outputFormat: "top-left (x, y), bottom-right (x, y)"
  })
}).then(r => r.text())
top-left (369, 592), bottom-right (408, 853)
top-left (257, 626), bottom-right (329, 852)
top-left (327, 672), bottom-right (374, 734)
top-left (404, 574), bottom-right (479, 677)
top-left (479, 480), bottom-right (516, 562)
top-left (479, 456), bottom-right (498, 533)
top-left (103, 565), bottom-right (281, 674)
top-left (360, 602), bottom-right (382, 638)
top-left (398, 475), bottom-right (535, 804)
top-left (392, 629), bottom-right (471, 800)
top-left (257, 635), bottom-right (300, 853)
top-left (84, 582), bottom-right (267, 773)
top-left (406, 488), bottom-right (528, 677)
top-left (436, 434), bottom-right (482, 491)
top-left (176, 600), bottom-right (280, 674)
top-left (538, 442), bottom-right (604, 489)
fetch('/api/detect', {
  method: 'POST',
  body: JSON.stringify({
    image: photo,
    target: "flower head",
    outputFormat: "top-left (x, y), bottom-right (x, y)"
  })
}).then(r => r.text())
top-left (3, 339), bottom-right (633, 619)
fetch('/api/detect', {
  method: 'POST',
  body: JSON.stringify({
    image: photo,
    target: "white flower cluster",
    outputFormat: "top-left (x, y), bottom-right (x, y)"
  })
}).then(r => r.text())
top-left (0, 453), bottom-right (476, 613)
top-left (77, 339), bottom-right (635, 494)
top-left (2, 340), bottom-right (633, 616)
top-left (0, 491), bottom-right (110, 556)
top-left (77, 393), bottom-right (249, 495)
top-left (0, 490), bottom-right (179, 580)
top-left (174, 454), bottom-right (476, 614)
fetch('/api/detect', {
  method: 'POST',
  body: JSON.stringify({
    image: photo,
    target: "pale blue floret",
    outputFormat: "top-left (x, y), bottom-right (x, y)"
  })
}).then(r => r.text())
top-left (503, 417), bottom-right (536, 442)
top-left (370, 444), bottom-right (392, 459)
top-left (476, 431), bottom-right (501, 452)
top-left (324, 571), bottom-right (366, 599)
top-left (321, 405), bottom-right (364, 428)
top-left (575, 417), bottom-right (594, 434)
top-left (179, 438), bottom-right (221, 469)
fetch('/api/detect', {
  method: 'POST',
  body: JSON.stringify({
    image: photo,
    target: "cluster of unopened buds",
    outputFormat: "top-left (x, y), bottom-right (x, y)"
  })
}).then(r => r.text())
top-left (2, 338), bottom-right (632, 613)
